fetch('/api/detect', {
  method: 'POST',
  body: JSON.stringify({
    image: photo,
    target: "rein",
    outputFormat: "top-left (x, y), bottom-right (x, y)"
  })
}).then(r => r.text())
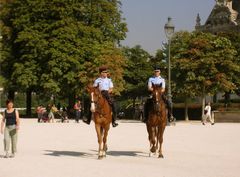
top-left (152, 89), bottom-right (164, 115)
top-left (90, 90), bottom-right (107, 117)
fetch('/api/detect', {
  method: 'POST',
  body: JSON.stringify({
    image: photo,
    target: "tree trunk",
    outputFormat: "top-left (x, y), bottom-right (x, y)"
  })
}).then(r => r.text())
top-left (68, 93), bottom-right (75, 110)
top-left (213, 94), bottom-right (217, 103)
top-left (132, 97), bottom-right (136, 119)
top-left (184, 97), bottom-right (189, 121)
top-left (26, 90), bottom-right (32, 116)
top-left (224, 91), bottom-right (230, 108)
top-left (8, 90), bottom-right (15, 100)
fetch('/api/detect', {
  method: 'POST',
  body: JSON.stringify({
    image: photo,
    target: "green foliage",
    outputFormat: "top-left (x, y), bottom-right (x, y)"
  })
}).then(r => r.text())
top-left (122, 45), bottom-right (152, 98)
top-left (171, 31), bottom-right (239, 98)
top-left (217, 32), bottom-right (240, 95)
top-left (0, 0), bottom-right (127, 98)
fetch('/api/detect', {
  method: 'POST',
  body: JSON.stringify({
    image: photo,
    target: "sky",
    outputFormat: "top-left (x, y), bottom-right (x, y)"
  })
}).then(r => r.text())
top-left (120, 0), bottom-right (216, 55)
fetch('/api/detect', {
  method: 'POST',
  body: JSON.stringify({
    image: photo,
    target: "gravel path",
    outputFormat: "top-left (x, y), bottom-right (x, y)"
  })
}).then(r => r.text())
top-left (0, 119), bottom-right (239, 177)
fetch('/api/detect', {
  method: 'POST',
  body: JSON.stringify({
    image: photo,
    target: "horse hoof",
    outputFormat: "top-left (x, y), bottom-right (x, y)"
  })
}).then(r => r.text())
top-left (158, 154), bottom-right (164, 158)
top-left (149, 153), bottom-right (152, 157)
top-left (98, 156), bottom-right (103, 160)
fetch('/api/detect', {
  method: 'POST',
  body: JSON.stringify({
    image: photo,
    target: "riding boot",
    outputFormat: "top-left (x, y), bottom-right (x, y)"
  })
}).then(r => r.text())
top-left (111, 103), bottom-right (118, 127)
top-left (167, 106), bottom-right (173, 122)
top-left (83, 112), bottom-right (91, 125)
top-left (112, 114), bottom-right (118, 127)
top-left (142, 103), bottom-right (147, 123)
top-left (143, 99), bottom-right (150, 123)
top-left (162, 95), bottom-right (174, 122)
top-left (102, 91), bottom-right (118, 127)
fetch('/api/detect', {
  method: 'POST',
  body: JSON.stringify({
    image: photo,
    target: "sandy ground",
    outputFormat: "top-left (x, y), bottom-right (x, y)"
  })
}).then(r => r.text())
top-left (0, 119), bottom-right (240, 177)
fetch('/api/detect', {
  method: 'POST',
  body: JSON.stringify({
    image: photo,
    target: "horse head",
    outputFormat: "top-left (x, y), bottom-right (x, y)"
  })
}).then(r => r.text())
top-left (87, 84), bottom-right (100, 112)
top-left (87, 84), bottom-right (106, 113)
top-left (151, 83), bottom-right (164, 113)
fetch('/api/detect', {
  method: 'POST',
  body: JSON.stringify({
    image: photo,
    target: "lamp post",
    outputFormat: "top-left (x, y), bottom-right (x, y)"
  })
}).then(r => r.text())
top-left (0, 88), bottom-right (2, 109)
top-left (0, 32), bottom-right (2, 109)
top-left (164, 17), bottom-right (175, 121)
top-left (0, 32), bottom-right (2, 75)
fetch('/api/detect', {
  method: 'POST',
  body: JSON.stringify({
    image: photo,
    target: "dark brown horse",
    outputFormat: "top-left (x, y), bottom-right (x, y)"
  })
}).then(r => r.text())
top-left (87, 86), bottom-right (112, 159)
top-left (146, 84), bottom-right (167, 158)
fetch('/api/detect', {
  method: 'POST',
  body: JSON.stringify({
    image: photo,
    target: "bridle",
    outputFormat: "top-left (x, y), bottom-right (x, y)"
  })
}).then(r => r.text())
top-left (90, 88), bottom-right (106, 116)
top-left (90, 89), bottom-right (99, 112)
top-left (152, 87), bottom-right (163, 114)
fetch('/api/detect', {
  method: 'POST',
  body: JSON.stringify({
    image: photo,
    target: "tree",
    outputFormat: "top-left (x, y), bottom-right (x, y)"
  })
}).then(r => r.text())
top-left (170, 31), bottom-right (238, 120)
top-left (122, 45), bottom-right (152, 110)
top-left (217, 32), bottom-right (240, 98)
top-left (0, 0), bottom-right (127, 115)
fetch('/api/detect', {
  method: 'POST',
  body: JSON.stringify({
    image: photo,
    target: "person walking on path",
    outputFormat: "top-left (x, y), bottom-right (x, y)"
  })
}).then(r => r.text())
top-left (36, 104), bottom-right (44, 123)
top-left (202, 102), bottom-right (214, 125)
top-left (0, 99), bottom-right (20, 158)
top-left (74, 100), bottom-right (82, 123)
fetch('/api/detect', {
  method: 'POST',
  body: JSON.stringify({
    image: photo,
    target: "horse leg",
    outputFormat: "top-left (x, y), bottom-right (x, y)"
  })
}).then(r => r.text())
top-left (158, 126), bottom-right (165, 158)
top-left (150, 127), bottom-right (156, 153)
top-left (147, 124), bottom-right (153, 157)
top-left (95, 124), bottom-right (103, 159)
top-left (148, 127), bottom-right (156, 157)
top-left (102, 127), bottom-right (109, 158)
top-left (154, 127), bottom-right (158, 155)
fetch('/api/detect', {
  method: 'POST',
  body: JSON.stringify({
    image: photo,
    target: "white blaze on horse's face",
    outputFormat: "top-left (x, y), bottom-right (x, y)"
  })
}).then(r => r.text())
top-left (155, 91), bottom-right (159, 102)
top-left (154, 90), bottom-right (159, 103)
top-left (90, 92), bottom-right (96, 112)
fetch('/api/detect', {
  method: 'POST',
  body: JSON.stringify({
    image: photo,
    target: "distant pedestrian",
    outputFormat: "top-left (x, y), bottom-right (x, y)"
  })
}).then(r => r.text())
top-left (46, 104), bottom-right (55, 123)
top-left (0, 99), bottom-right (20, 158)
top-left (139, 102), bottom-right (144, 121)
top-left (202, 102), bottom-right (214, 125)
top-left (74, 100), bottom-right (82, 123)
top-left (36, 105), bottom-right (44, 123)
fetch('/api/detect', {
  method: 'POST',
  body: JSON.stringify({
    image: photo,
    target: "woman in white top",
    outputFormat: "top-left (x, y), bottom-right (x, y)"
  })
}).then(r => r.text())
top-left (202, 102), bottom-right (214, 125)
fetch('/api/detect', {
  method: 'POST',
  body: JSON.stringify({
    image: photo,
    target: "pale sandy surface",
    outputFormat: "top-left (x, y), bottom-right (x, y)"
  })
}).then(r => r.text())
top-left (0, 119), bottom-right (240, 177)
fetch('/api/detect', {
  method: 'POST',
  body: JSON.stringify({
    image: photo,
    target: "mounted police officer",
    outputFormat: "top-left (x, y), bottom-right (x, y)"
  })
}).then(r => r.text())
top-left (142, 66), bottom-right (173, 123)
top-left (83, 66), bottom-right (118, 127)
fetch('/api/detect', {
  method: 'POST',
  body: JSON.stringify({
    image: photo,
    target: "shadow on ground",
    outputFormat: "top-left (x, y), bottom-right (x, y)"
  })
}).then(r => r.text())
top-left (90, 150), bottom-right (147, 157)
top-left (44, 150), bottom-right (94, 158)
top-left (44, 149), bottom-right (149, 159)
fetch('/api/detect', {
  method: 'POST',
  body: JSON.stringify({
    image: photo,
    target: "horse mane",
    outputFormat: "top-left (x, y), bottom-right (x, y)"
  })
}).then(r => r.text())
top-left (152, 83), bottom-right (163, 93)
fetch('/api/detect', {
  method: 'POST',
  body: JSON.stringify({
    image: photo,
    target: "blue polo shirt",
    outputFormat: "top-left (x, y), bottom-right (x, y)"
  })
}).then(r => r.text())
top-left (93, 77), bottom-right (113, 91)
top-left (148, 76), bottom-right (165, 89)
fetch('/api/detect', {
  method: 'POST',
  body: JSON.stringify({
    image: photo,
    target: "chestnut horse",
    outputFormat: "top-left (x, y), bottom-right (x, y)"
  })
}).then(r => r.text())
top-left (87, 86), bottom-right (112, 159)
top-left (146, 84), bottom-right (167, 158)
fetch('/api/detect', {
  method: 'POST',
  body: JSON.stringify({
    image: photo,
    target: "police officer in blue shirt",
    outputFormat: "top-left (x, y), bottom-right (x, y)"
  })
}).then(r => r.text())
top-left (83, 66), bottom-right (118, 127)
top-left (143, 66), bottom-right (173, 123)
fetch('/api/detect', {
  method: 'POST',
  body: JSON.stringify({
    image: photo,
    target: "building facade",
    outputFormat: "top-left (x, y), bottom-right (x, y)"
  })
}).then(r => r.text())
top-left (195, 0), bottom-right (240, 33)
top-left (195, 0), bottom-right (240, 103)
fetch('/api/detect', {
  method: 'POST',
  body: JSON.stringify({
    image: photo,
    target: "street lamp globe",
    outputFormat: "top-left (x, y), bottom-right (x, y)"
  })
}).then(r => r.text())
top-left (164, 17), bottom-right (175, 40)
